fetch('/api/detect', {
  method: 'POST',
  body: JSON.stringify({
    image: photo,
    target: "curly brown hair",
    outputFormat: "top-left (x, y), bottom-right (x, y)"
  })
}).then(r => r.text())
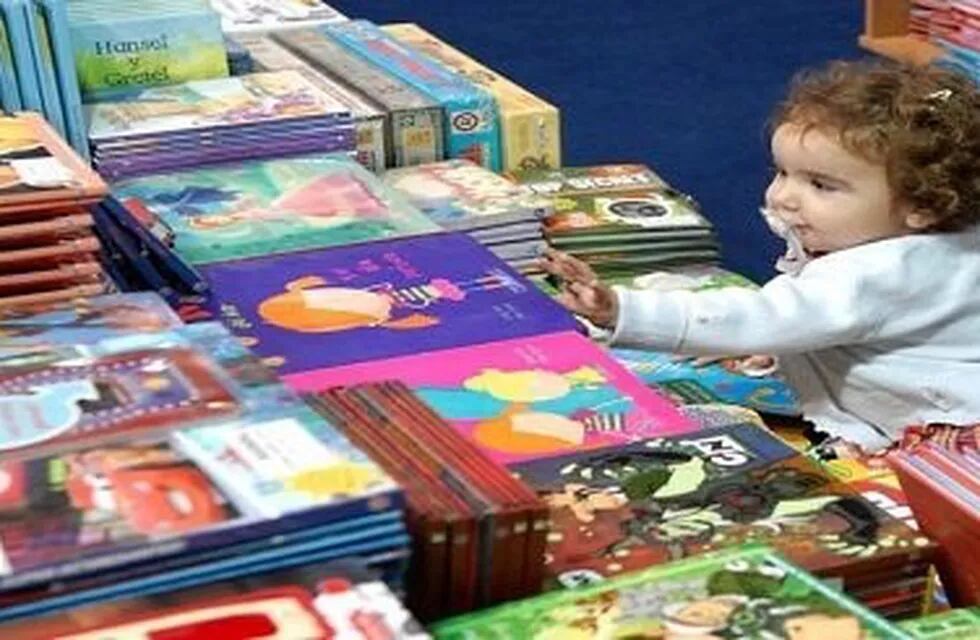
top-left (770, 59), bottom-right (980, 232)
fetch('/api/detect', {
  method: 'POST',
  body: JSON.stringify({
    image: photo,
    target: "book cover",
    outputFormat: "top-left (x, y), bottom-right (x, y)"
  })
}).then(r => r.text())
top-left (323, 20), bottom-right (501, 171)
top-left (111, 154), bottom-right (438, 264)
top-left (431, 545), bottom-right (909, 640)
top-left (510, 429), bottom-right (934, 591)
top-left (0, 11), bottom-right (21, 110)
top-left (384, 22), bottom-right (561, 171)
top-left (509, 163), bottom-right (670, 196)
top-left (67, 5), bottom-right (228, 99)
top-left (210, 0), bottom-right (347, 34)
top-left (35, 0), bottom-right (90, 160)
top-left (0, 437), bottom-right (237, 575)
top-left (382, 159), bottom-right (551, 231)
top-left (899, 607), bottom-right (980, 639)
top-left (203, 232), bottom-right (581, 378)
top-left (0, 113), bottom-right (107, 214)
top-left (290, 330), bottom-right (695, 465)
top-left (612, 348), bottom-right (801, 416)
top-left (543, 189), bottom-right (711, 235)
top-left (173, 408), bottom-right (402, 519)
top-left (85, 70), bottom-right (348, 141)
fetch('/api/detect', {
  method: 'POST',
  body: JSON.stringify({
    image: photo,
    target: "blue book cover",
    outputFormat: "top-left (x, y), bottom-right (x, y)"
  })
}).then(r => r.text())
top-left (1, 0), bottom-right (43, 112)
top-left (35, 0), bottom-right (89, 159)
top-left (0, 9), bottom-right (21, 110)
top-left (323, 20), bottom-right (502, 171)
top-left (23, 0), bottom-right (66, 137)
top-left (201, 231), bottom-right (580, 376)
top-left (612, 348), bottom-right (801, 416)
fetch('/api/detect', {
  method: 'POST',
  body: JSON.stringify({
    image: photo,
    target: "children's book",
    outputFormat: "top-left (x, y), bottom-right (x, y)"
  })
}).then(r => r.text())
top-left (509, 423), bottom-right (935, 595)
top-left (202, 232), bottom-right (581, 379)
top-left (0, 0), bottom-right (42, 112)
top-left (173, 408), bottom-right (401, 519)
top-left (67, 0), bottom-right (228, 100)
top-left (509, 163), bottom-right (670, 196)
top-left (382, 159), bottom-right (551, 231)
top-left (112, 154), bottom-right (438, 265)
top-left (290, 330), bottom-right (695, 466)
top-left (323, 20), bottom-right (501, 171)
top-left (431, 545), bottom-right (910, 640)
top-left (899, 607), bottom-right (980, 639)
top-left (22, 0), bottom-right (65, 137)
top-left (35, 0), bottom-right (89, 159)
top-left (209, 0), bottom-right (347, 34)
top-left (85, 70), bottom-right (348, 141)
top-left (0, 10), bottom-right (21, 110)
top-left (612, 348), bottom-right (801, 416)
top-left (0, 113), bottom-right (107, 215)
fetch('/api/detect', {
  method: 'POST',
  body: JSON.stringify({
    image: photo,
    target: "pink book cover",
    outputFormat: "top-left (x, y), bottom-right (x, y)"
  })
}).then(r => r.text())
top-left (288, 330), bottom-right (695, 465)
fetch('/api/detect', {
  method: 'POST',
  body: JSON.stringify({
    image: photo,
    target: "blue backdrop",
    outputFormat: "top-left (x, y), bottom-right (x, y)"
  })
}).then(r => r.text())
top-left (328, 1), bottom-right (866, 283)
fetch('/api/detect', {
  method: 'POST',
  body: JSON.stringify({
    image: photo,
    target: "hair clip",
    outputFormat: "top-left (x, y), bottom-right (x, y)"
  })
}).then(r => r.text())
top-left (926, 88), bottom-right (953, 103)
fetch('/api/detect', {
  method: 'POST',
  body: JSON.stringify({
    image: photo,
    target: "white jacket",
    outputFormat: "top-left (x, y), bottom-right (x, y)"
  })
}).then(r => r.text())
top-left (610, 227), bottom-right (980, 449)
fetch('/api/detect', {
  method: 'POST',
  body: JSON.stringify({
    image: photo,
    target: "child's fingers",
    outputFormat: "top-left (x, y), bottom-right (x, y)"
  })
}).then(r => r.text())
top-left (541, 248), bottom-right (598, 284)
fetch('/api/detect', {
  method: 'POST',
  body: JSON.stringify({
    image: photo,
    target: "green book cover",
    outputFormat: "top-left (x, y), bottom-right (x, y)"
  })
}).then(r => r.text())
top-left (900, 608), bottom-right (980, 639)
top-left (432, 545), bottom-right (911, 639)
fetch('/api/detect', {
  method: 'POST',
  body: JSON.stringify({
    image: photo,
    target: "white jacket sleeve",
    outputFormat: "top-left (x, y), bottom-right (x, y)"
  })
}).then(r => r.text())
top-left (609, 253), bottom-right (890, 355)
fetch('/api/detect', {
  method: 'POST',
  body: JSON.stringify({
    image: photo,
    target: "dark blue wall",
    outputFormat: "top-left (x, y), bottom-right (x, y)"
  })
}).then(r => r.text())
top-left (329, 1), bottom-right (865, 283)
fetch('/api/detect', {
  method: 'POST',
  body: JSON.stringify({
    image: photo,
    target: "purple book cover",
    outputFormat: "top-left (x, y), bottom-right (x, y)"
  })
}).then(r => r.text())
top-left (201, 232), bottom-right (580, 376)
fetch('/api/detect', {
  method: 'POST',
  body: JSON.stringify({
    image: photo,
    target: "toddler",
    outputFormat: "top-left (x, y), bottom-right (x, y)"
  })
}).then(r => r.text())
top-left (542, 59), bottom-right (980, 451)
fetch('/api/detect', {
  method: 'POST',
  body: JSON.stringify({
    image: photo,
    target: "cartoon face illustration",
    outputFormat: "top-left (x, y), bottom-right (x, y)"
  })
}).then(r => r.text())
top-left (662, 596), bottom-right (745, 632)
top-left (782, 613), bottom-right (863, 640)
top-left (258, 271), bottom-right (513, 334)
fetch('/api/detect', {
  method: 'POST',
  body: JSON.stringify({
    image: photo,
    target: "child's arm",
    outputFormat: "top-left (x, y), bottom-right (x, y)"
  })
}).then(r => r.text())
top-left (611, 255), bottom-right (887, 355)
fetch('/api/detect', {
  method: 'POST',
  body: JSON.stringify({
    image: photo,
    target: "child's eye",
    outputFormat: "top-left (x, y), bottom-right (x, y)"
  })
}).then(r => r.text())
top-left (810, 178), bottom-right (836, 192)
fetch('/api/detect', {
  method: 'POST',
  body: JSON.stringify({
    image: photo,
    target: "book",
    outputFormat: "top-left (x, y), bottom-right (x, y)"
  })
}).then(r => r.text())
top-left (431, 545), bottom-right (909, 640)
top-left (382, 159), bottom-right (551, 231)
top-left (323, 20), bottom-right (501, 171)
top-left (509, 423), bottom-right (936, 603)
top-left (0, 113), bottom-right (107, 215)
top-left (383, 22), bottom-right (562, 171)
top-left (899, 607), bottom-right (980, 639)
top-left (202, 232), bottom-right (581, 378)
top-left (209, 0), bottom-right (347, 34)
top-left (66, 0), bottom-right (228, 100)
top-left (112, 154), bottom-right (438, 265)
top-left (291, 330), bottom-right (695, 466)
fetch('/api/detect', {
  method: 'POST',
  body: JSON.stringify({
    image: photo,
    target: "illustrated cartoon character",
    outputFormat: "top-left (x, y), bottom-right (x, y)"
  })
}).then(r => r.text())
top-left (0, 380), bottom-right (101, 448)
top-left (64, 446), bottom-right (227, 536)
top-left (258, 270), bottom-right (518, 334)
top-left (533, 591), bottom-right (623, 640)
top-left (415, 366), bottom-right (638, 458)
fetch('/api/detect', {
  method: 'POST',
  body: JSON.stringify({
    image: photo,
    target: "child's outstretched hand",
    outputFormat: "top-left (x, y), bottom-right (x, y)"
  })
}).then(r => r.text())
top-left (540, 248), bottom-right (619, 328)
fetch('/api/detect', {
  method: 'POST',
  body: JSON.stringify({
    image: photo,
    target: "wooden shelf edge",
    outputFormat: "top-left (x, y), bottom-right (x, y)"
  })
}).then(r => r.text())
top-left (859, 34), bottom-right (943, 66)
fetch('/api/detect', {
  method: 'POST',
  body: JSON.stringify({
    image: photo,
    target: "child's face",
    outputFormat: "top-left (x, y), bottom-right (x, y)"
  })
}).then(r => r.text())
top-left (765, 123), bottom-right (915, 254)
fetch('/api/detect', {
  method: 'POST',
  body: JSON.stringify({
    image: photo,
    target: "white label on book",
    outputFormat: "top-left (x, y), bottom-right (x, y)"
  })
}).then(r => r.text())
top-left (223, 417), bottom-right (339, 478)
top-left (10, 157), bottom-right (77, 188)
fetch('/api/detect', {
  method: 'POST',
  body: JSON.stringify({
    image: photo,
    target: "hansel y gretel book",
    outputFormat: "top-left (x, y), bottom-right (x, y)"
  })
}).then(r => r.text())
top-left (288, 330), bottom-right (695, 466)
top-left (111, 154), bottom-right (438, 264)
top-left (431, 545), bottom-right (909, 640)
top-left (203, 232), bottom-right (581, 379)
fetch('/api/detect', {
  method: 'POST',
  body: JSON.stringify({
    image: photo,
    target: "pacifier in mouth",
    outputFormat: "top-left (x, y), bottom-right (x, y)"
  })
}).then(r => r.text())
top-left (759, 207), bottom-right (810, 275)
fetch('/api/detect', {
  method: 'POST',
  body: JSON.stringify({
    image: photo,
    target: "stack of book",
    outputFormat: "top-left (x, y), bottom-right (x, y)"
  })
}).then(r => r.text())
top-left (506, 422), bottom-right (936, 619)
top-left (321, 20), bottom-right (502, 171)
top-left (66, 0), bottom-right (227, 102)
top-left (308, 382), bottom-right (547, 621)
top-left (430, 545), bottom-right (910, 639)
top-left (382, 159), bottom-right (551, 273)
top-left (233, 33), bottom-right (388, 172)
top-left (0, 559), bottom-right (429, 639)
top-left (0, 0), bottom-right (88, 158)
top-left (84, 70), bottom-right (356, 180)
top-left (208, 0), bottom-right (347, 35)
top-left (110, 154), bottom-right (439, 266)
top-left (890, 442), bottom-right (980, 606)
top-left (0, 293), bottom-right (411, 624)
top-left (272, 27), bottom-right (445, 168)
top-left (382, 22), bottom-right (562, 172)
top-left (0, 113), bottom-right (109, 310)
top-left (509, 164), bottom-right (721, 278)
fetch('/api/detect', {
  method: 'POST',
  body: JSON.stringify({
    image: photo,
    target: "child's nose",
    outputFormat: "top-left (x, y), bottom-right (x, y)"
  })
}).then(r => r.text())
top-left (765, 176), bottom-right (800, 212)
